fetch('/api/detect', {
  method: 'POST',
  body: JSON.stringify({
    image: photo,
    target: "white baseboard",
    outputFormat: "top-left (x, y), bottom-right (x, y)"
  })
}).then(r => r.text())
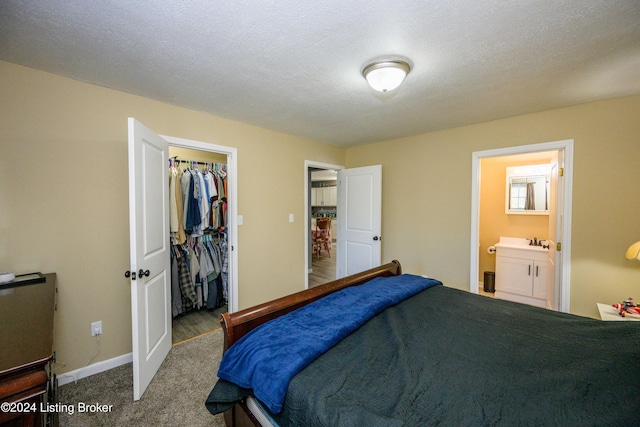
top-left (56, 352), bottom-right (132, 386)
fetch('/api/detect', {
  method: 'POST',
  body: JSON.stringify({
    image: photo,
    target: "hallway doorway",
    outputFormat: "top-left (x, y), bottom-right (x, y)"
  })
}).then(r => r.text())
top-left (305, 163), bottom-right (340, 288)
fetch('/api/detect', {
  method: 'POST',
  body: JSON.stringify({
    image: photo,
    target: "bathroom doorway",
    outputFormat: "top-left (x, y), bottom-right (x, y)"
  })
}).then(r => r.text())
top-left (470, 140), bottom-right (574, 313)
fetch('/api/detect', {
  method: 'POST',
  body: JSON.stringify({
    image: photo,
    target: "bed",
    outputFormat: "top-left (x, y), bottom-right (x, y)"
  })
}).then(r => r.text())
top-left (206, 260), bottom-right (640, 426)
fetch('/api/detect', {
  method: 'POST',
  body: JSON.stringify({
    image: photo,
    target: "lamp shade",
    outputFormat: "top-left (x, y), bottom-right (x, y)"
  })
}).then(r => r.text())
top-left (626, 240), bottom-right (640, 261)
top-left (362, 60), bottom-right (411, 92)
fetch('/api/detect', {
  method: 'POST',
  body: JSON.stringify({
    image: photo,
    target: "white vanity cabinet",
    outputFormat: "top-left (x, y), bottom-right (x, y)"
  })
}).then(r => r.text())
top-left (495, 238), bottom-right (549, 308)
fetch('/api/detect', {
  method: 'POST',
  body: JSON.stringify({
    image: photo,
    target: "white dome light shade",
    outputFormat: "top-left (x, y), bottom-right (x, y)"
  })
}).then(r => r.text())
top-left (362, 60), bottom-right (411, 92)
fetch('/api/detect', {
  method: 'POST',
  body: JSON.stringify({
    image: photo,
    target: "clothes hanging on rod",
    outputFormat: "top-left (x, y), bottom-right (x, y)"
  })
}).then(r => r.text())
top-left (168, 160), bottom-right (229, 317)
top-left (168, 160), bottom-right (228, 240)
top-left (170, 232), bottom-right (228, 316)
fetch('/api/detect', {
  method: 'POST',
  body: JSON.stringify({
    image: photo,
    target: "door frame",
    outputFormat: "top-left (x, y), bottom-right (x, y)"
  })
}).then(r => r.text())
top-left (162, 135), bottom-right (239, 313)
top-left (304, 160), bottom-right (344, 289)
top-left (469, 139), bottom-right (574, 313)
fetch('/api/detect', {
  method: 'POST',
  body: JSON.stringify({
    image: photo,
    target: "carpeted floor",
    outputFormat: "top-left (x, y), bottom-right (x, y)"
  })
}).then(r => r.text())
top-left (58, 329), bottom-right (226, 427)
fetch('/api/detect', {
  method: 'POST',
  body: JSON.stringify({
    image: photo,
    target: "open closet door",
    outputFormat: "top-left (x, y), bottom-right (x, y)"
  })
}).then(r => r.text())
top-left (337, 165), bottom-right (382, 278)
top-left (127, 118), bottom-right (172, 400)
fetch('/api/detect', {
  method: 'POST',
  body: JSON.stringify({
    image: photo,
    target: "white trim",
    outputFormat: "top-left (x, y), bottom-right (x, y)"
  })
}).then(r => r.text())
top-left (161, 135), bottom-right (239, 313)
top-left (304, 160), bottom-right (344, 290)
top-left (470, 140), bottom-right (573, 313)
top-left (57, 353), bottom-right (133, 386)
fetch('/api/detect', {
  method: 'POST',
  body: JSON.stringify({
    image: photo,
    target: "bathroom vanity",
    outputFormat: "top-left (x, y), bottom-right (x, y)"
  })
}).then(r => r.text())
top-left (494, 237), bottom-right (549, 308)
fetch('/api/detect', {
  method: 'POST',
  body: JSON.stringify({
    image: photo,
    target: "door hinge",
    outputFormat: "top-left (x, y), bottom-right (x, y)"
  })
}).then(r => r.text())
top-left (556, 242), bottom-right (562, 251)
top-left (558, 167), bottom-right (564, 177)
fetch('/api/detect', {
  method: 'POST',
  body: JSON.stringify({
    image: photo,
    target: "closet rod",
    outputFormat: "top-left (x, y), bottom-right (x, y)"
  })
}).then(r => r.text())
top-left (168, 158), bottom-right (226, 163)
top-left (168, 158), bottom-right (227, 166)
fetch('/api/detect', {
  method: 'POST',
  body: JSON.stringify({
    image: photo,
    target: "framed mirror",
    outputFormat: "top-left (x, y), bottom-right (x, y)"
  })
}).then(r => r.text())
top-left (506, 164), bottom-right (550, 215)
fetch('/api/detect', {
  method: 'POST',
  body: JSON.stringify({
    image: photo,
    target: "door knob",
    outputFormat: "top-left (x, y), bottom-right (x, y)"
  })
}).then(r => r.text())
top-left (138, 269), bottom-right (150, 278)
top-left (373, 236), bottom-right (379, 241)
top-left (125, 270), bottom-right (136, 280)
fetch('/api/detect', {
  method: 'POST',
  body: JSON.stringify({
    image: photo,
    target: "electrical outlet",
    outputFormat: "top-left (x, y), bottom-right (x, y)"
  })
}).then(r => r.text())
top-left (91, 321), bottom-right (102, 336)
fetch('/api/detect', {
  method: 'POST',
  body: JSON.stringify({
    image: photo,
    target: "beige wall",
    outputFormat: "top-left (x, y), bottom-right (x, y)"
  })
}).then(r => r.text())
top-left (0, 61), bottom-right (344, 374)
top-left (3, 58), bottom-right (640, 376)
top-left (479, 156), bottom-right (551, 282)
top-left (345, 94), bottom-right (640, 319)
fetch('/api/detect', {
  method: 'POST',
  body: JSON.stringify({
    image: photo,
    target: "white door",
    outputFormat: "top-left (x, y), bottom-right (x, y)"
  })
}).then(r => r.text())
top-left (337, 165), bottom-right (382, 278)
top-left (127, 118), bottom-right (172, 400)
top-left (547, 150), bottom-right (563, 310)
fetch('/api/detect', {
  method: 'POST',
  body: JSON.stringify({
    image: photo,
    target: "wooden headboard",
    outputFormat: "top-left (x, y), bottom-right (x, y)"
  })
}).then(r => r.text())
top-left (219, 260), bottom-right (402, 351)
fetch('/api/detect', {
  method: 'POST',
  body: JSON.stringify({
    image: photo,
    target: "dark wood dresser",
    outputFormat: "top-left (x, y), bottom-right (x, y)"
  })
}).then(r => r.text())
top-left (0, 273), bottom-right (56, 427)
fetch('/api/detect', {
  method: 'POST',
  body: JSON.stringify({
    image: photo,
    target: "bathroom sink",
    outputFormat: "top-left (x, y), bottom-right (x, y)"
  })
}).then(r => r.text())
top-left (494, 237), bottom-right (549, 252)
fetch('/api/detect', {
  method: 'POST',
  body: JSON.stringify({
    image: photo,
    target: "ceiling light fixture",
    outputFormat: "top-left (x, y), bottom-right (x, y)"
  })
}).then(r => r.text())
top-left (362, 60), bottom-right (411, 92)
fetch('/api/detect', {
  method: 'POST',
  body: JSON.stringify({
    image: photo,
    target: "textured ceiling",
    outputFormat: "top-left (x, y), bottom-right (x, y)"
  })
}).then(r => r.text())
top-left (1, 1), bottom-right (639, 146)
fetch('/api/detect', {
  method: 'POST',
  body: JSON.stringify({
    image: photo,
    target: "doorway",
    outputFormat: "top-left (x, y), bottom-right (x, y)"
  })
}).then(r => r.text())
top-left (470, 140), bottom-right (574, 313)
top-left (128, 118), bottom-right (238, 400)
top-left (304, 162), bottom-right (383, 289)
top-left (162, 135), bottom-right (238, 314)
top-left (167, 146), bottom-right (229, 344)
top-left (305, 161), bottom-right (343, 289)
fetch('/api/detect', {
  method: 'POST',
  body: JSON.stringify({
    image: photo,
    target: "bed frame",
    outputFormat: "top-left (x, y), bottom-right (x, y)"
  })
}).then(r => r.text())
top-left (219, 260), bottom-right (402, 427)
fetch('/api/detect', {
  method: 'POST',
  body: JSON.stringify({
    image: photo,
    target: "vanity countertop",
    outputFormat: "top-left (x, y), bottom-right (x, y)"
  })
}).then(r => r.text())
top-left (494, 237), bottom-right (548, 252)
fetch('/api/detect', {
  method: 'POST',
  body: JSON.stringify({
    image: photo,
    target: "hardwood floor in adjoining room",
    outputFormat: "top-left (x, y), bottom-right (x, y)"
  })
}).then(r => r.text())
top-left (172, 305), bottom-right (227, 344)
top-left (309, 248), bottom-right (336, 288)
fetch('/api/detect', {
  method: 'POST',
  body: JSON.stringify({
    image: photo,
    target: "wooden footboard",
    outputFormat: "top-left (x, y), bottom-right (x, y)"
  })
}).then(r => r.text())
top-left (219, 260), bottom-right (402, 426)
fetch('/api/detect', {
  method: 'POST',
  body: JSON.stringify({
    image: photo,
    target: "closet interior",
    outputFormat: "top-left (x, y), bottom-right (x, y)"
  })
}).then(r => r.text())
top-left (169, 146), bottom-right (229, 343)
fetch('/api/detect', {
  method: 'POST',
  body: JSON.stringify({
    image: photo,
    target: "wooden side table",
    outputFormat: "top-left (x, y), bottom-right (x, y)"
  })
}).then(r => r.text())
top-left (597, 302), bottom-right (640, 321)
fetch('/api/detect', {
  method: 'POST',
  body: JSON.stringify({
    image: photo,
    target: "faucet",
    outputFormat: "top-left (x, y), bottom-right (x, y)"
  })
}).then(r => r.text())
top-left (528, 237), bottom-right (549, 248)
top-left (528, 237), bottom-right (544, 246)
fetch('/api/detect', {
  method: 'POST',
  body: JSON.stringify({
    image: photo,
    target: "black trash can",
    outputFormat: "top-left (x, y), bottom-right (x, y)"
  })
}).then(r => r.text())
top-left (484, 271), bottom-right (495, 293)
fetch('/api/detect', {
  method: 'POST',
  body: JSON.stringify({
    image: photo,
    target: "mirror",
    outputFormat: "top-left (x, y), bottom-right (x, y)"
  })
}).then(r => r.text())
top-left (506, 164), bottom-right (550, 215)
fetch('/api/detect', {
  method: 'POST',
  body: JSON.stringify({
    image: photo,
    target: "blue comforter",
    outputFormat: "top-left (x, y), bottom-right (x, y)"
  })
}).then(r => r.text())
top-left (216, 274), bottom-right (441, 413)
